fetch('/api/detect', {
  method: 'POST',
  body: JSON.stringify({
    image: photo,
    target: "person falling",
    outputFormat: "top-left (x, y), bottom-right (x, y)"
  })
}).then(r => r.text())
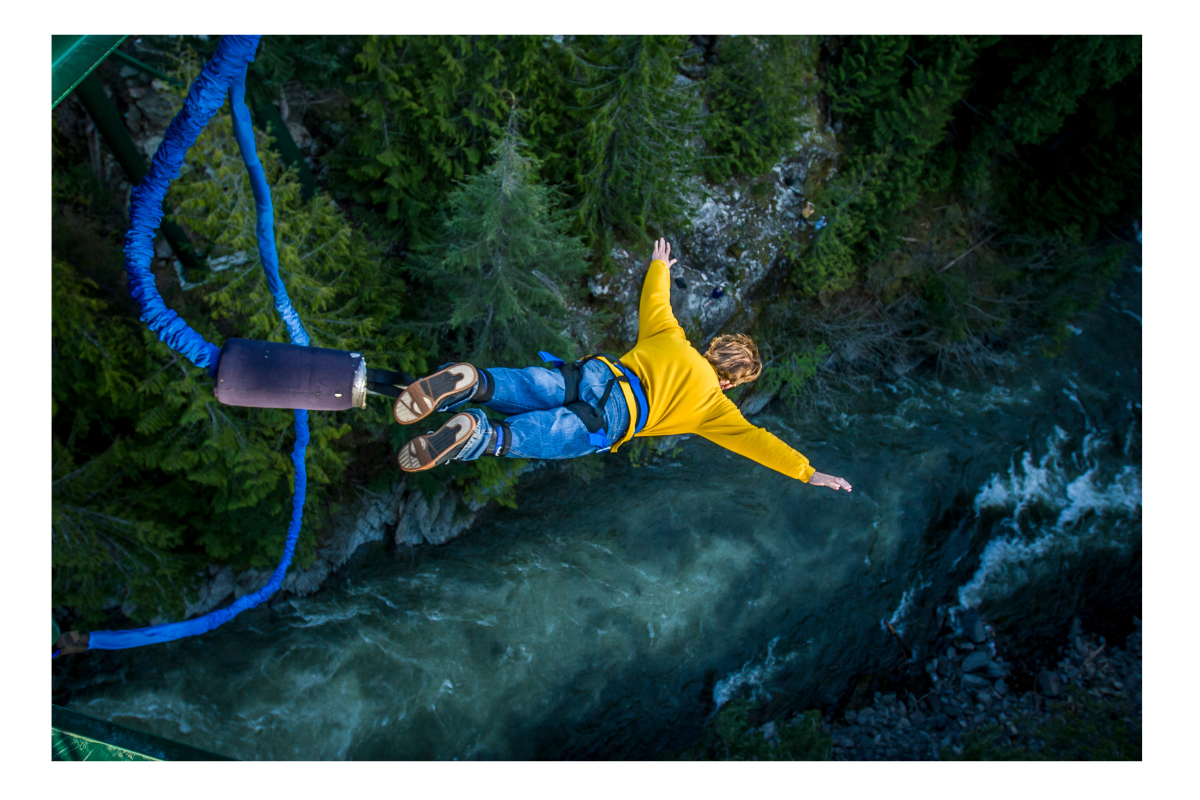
top-left (394, 238), bottom-right (852, 493)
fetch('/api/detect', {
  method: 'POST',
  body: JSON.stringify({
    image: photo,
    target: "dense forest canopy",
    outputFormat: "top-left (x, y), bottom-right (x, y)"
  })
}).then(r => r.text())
top-left (52, 34), bottom-right (1141, 624)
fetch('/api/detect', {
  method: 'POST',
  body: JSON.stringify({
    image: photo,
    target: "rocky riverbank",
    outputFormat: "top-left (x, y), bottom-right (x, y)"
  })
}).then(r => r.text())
top-left (817, 615), bottom-right (1142, 760)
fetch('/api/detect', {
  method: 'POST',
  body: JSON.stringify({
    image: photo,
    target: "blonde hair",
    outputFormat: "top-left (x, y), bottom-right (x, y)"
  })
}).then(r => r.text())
top-left (704, 333), bottom-right (762, 387)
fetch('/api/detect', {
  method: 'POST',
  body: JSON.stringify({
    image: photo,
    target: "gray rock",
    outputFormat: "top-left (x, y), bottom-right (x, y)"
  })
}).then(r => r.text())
top-left (844, 710), bottom-right (857, 724)
top-left (395, 488), bottom-right (477, 546)
top-left (281, 558), bottom-right (332, 597)
top-left (976, 690), bottom-right (993, 705)
top-left (962, 650), bottom-right (993, 673)
top-left (970, 618), bottom-right (988, 644)
top-left (1037, 669), bottom-right (1063, 697)
top-left (233, 567), bottom-right (271, 598)
top-left (986, 661), bottom-right (1008, 679)
top-left (909, 709), bottom-right (927, 726)
top-left (946, 647), bottom-right (957, 660)
top-left (184, 565), bottom-right (236, 619)
top-left (993, 679), bottom-right (1008, 696)
top-left (962, 673), bottom-right (991, 689)
top-left (856, 708), bottom-right (876, 726)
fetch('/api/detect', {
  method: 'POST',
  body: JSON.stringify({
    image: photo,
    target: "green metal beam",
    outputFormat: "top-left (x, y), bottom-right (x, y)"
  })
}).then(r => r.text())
top-left (108, 48), bottom-right (184, 87)
top-left (52, 705), bottom-right (231, 761)
top-left (52, 35), bottom-right (126, 109)
top-left (73, 72), bottom-right (205, 275)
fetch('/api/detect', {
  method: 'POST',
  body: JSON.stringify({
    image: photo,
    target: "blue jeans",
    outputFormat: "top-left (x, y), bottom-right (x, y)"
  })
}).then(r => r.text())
top-left (443, 361), bottom-right (631, 461)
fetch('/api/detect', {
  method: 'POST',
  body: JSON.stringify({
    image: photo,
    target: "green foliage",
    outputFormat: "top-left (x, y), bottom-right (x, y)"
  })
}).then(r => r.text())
top-left (665, 701), bottom-right (832, 760)
top-left (456, 456), bottom-right (527, 510)
top-left (769, 34), bottom-right (1140, 361)
top-left (813, 36), bottom-right (978, 281)
top-left (572, 35), bottom-right (701, 257)
top-left (415, 110), bottom-right (590, 365)
top-left (702, 36), bottom-right (818, 182)
top-left (251, 35), bottom-right (360, 93)
top-left (948, 686), bottom-right (1141, 760)
top-left (52, 72), bottom-right (416, 621)
top-left (756, 344), bottom-right (830, 409)
top-left (331, 35), bottom-right (511, 244)
top-left (624, 437), bottom-right (684, 468)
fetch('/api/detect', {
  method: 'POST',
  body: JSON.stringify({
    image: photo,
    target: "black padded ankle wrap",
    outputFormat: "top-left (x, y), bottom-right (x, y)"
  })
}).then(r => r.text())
top-left (471, 368), bottom-right (495, 403)
top-left (493, 419), bottom-right (513, 457)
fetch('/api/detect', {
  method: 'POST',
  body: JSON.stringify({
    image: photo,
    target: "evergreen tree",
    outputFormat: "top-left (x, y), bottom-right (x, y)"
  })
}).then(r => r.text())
top-left (571, 35), bottom-right (701, 259)
top-left (702, 36), bottom-right (818, 182)
top-left (332, 35), bottom-right (511, 245)
top-left (417, 109), bottom-right (590, 366)
top-left (52, 71), bottom-right (418, 622)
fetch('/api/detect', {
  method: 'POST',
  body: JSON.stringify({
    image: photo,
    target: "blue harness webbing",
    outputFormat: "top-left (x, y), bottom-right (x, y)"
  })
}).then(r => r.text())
top-left (537, 352), bottom-right (648, 449)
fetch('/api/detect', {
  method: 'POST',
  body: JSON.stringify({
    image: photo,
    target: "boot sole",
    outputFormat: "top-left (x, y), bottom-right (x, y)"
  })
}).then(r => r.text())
top-left (398, 413), bottom-right (478, 472)
top-left (393, 363), bottom-right (478, 425)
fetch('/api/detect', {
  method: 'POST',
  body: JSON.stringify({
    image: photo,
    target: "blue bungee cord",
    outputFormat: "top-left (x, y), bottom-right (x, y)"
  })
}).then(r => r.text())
top-left (79, 35), bottom-right (309, 651)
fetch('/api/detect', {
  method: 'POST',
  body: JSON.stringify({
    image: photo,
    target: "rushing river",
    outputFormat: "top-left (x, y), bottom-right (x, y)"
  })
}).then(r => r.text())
top-left (56, 265), bottom-right (1142, 760)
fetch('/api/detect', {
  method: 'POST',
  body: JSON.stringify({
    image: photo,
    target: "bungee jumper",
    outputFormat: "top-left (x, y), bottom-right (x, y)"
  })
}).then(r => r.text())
top-left (393, 238), bottom-right (854, 493)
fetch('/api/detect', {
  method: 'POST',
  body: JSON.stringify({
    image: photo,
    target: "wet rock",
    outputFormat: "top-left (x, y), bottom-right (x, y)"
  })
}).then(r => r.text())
top-left (962, 651), bottom-right (993, 673)
top-left (1037, 670), bottom-right (1063, 697)
top-left (962, 674), bottom-right (991, 690)
top-left (961, 611), bottom-right (988, 644)
top-left (395, 487), bottom-right (477, 546)
top-left (183, 564), bottom-right (236, 619)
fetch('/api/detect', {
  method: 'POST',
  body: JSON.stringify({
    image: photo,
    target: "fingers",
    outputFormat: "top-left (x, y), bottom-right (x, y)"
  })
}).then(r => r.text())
top-left (811, 472), bottom-right (852, 491)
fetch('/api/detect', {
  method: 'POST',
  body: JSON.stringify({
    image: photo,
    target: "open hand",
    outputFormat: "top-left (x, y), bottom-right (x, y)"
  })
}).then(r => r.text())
top-left (809, 471), bottom-right (852, 492)
top-left (651, 237), bottom-right (678, 268)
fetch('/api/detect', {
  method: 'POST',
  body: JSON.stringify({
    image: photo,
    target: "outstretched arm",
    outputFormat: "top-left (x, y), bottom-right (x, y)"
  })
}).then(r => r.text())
top-left (639, 238), bottom-right (683, 341)
top-left (699, 397), bottom-right (852, 491)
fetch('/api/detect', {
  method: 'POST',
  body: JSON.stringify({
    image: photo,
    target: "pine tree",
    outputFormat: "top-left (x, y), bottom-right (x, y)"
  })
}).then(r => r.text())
top-left (52, 64), bottom-right (418, 622)
top-left (417, 109), bottom-right (590, 366)
top-left (332, 35), bottom-right (511, 245)
top-left (702, 36), bottom-right (819, 182)
top-left (572, 35), bottom-right (701, 259)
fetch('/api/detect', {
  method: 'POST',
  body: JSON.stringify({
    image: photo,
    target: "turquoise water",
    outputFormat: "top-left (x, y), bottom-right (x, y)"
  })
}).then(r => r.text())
top-left (56, 268), bottom-right (1141, 759)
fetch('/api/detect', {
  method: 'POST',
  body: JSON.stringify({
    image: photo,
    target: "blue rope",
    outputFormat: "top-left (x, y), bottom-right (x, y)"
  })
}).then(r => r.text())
top-left (86, 35), bottom-right (310, 651)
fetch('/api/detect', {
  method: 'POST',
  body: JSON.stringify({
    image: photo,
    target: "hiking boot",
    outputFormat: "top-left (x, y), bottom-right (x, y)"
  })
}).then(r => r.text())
top-left (393, 363), bottom-right (479, 425)
top-left (398, 412), bottom-right (478, 472)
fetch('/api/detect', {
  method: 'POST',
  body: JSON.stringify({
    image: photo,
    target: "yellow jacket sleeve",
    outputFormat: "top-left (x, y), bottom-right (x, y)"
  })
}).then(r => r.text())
top-left (639, 259), bottom-right (683, 341)
top-left (697, 396), bottom-right (816, 482)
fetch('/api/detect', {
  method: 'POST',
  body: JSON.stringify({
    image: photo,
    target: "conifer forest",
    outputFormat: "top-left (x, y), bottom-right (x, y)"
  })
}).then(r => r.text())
top-left (52, 33), bottom-right (1141, 643)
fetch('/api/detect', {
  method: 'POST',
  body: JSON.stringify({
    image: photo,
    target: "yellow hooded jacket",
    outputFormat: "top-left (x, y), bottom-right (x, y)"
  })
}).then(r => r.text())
top-left (599, 259), bottom-right (815, 482)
